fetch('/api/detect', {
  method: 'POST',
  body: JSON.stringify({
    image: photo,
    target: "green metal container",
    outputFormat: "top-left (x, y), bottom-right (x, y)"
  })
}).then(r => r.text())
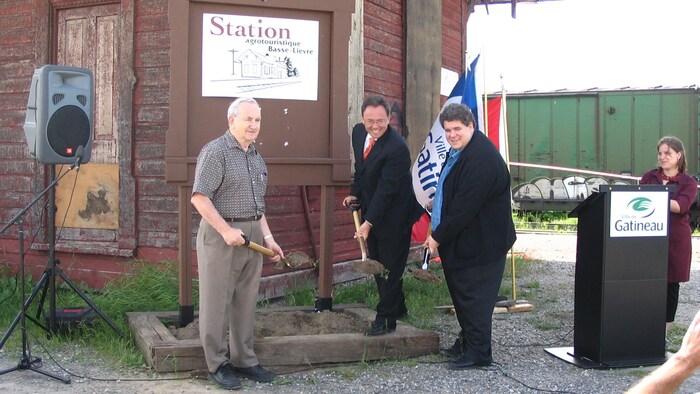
top-left (507, 88), bottom-right (699, 184)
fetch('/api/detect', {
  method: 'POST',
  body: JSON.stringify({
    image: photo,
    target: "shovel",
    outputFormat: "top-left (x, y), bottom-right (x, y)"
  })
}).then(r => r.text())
top-left (348, 207), bottom-right (384, 275)
top-left (241, 235), bottom-right (314, 269)
top-left (420, 199), bottom-right (434, 270)
top-left (411, 227), bottom-right (442, 283)
top-left (421, 227), bottom-right (432, 270)
top-left (410, 209), bottom-right (442, 283)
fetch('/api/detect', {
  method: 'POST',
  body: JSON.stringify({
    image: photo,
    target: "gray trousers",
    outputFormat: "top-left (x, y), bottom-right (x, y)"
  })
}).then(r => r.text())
top-left (196, 218), bottom-right (263, 373)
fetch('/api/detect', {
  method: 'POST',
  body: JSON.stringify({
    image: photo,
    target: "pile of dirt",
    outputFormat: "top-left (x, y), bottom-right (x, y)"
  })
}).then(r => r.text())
top-left (410, 269), bottom-right (442, 283)
top-left (350, 259), bottom-right (385, 275)
top-left (256, 310), bottom-right (367, 336)
top-left (168, 310), bottom-right (368, 340)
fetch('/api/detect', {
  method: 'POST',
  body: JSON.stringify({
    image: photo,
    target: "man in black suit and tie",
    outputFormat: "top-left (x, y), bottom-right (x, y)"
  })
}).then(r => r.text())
top-left (343, 95), bottom-right (418, 336)
top-left (424, 103), bottom-right (516, 369)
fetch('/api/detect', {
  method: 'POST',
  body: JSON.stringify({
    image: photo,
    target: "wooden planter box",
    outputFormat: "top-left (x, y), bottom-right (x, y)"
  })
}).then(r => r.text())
top-left (127, 305), bottom-right (439, 373)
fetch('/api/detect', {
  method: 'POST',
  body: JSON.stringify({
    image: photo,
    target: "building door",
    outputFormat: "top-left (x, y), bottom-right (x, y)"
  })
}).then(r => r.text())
top-left (51, 1), bottom-right (136, 256)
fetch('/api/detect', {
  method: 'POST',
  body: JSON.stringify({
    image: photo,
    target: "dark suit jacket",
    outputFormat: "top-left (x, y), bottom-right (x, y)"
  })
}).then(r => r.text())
top-left (350, 123), bottom-right (420, 239)
top-left (432, 130), bottom-right (516, 269)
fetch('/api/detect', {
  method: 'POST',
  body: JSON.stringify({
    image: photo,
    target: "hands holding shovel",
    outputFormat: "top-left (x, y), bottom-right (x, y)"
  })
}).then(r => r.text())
top-left (412, 200), bottom-right (442, 283)
top-left (343, 198), bottom-right (385, 276)
top-left (239, 234), bottom-right (314, 270)
top-left (344, 197), bottom-right (371, 241)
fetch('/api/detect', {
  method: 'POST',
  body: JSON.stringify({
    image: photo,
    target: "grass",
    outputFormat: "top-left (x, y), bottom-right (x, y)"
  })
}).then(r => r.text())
top-left (0, 260), bottom-right (192, 368)
top-left (512, 210), bottom-right (578, 232)
top-left (284, 256), bottom-right (533, 332)
top-left (0, 255), bottom-right (536, 371)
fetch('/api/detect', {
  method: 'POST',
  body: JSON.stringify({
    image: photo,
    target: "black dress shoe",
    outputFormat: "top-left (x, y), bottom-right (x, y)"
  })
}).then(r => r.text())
top-left (233, 364), bottom-right (276, 383)
top-left (209, 362), bottom-right (242, 390)
top-left (365, 320), bottom-right (396, 336)
top-left (449, 354), bottom-right (492, 370)
top-left (439, 337), bottom-right (464, 358)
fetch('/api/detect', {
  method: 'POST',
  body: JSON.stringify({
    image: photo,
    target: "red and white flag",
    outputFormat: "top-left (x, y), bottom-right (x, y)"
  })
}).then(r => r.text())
top-left (486, 94), bottom-right (508, 164)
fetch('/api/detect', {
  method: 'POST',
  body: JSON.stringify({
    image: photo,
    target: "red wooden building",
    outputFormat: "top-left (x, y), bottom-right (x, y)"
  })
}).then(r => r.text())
top-left (0, 0), bottom-right (481, 297)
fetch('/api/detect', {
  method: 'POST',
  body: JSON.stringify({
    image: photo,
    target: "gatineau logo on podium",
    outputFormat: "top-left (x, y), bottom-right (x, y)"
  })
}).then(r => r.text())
top-left (626, 197), bottom-right (656, 218)
top-left (610, 192), bottom-right (668, 237)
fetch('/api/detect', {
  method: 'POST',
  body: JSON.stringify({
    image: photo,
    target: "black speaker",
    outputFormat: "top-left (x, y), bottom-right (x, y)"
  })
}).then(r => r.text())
top-left (23, 65), bottom-right (93, 164)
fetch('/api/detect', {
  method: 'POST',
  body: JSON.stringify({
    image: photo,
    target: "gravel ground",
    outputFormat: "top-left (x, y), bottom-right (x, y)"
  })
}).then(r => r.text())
top-left (1, 232), bottom-right (699, 393)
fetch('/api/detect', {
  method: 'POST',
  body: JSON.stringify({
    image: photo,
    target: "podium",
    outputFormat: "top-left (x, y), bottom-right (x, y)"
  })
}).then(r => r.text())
top-left (546, 184), bottom-right (671, 368)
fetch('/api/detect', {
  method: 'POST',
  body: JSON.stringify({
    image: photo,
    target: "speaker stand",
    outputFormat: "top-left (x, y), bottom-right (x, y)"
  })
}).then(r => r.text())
top-left (38, 166), bottom-right (122, 336)
top-left (0, 163), bottom-right (121, 352)
top-left (0, 221), bottom-right (70, 383)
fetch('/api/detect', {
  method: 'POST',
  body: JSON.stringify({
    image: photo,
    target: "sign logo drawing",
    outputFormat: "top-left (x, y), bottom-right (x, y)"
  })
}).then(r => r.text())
top-left (626, 197), bottom-right (655, 218)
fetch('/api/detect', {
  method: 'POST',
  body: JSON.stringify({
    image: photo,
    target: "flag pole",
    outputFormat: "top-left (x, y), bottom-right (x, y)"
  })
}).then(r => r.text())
top-left (500, 74), bottom-right (517, 302)
top-left (499, 78), bottom-right (532, 312)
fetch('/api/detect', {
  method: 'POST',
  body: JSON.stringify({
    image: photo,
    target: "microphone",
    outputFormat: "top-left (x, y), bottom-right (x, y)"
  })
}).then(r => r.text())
top-left (72, 145), bottom-right (85, 170)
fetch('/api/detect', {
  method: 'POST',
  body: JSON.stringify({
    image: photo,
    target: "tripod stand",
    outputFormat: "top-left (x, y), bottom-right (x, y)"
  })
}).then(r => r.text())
top-left (0, 220), bottom-right (70, 382)
top-left (0, 154), bottom-right (121, 363)
top-left (32, 166), bottom-right (121, 337)
top-left (0, 208), bottom-right (69, 381)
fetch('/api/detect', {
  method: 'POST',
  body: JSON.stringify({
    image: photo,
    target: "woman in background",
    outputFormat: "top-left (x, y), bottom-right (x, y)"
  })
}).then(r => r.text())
top-left (640, 136), bottom-right (698, 335)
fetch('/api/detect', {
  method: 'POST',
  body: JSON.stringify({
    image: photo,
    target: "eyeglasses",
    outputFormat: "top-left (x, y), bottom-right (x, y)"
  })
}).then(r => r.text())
top-left (364, 118), bottom-right (388, 126)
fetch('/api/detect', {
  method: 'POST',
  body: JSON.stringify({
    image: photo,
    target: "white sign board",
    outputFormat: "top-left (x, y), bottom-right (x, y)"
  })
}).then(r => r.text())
top-left (202, 13), bottom-right (319, 100)
top-left (609, 191), bottom-right (668, 237)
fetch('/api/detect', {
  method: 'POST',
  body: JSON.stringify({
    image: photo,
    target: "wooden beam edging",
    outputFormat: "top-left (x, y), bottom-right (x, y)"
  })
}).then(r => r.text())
top-left (126, 306), bottom-right (439, 373)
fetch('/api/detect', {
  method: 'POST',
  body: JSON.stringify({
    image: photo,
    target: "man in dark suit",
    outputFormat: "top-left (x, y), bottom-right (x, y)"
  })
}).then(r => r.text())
top-left (343, 95), bottom-right (418, 336)
top-left (424, 103), bottom-right (516, 369)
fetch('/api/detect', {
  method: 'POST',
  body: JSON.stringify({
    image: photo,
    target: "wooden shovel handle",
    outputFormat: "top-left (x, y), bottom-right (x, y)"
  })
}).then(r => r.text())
top-left (242, 235), bottom-right (276, 257)
top-left (351, 210), bottom-right (368, 260)
top-left (352, 209), bottom-right (362, 232)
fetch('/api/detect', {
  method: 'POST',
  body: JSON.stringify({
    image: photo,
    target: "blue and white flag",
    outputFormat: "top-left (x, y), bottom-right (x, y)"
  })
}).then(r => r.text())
top-left (411, 55), bottom-right (483, 208)
top-left (462, 55), bottom-right (484, 131)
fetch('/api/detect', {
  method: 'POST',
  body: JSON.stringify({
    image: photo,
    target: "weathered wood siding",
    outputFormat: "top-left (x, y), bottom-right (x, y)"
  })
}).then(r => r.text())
top-left (443, 0), bottom-right (467, 72)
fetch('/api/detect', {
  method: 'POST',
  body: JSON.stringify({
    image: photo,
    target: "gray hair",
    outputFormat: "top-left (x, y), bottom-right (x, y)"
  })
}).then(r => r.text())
top-left (227, 97), bottom-right (259, 118)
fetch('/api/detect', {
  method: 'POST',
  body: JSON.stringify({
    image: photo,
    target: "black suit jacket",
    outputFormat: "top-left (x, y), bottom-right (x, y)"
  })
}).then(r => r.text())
top-left (432, 130), bottom-right (516, 269)
top-left (350, 123), bottom-right (420, 239)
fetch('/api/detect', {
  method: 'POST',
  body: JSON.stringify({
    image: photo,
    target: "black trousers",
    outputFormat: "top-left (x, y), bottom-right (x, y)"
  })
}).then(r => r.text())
top-left (367, 231), bottom-right (410, 323)
top-left (444, 255), bottom-right (506, 363)
top-left (666, 282), bottom-right (680, 323)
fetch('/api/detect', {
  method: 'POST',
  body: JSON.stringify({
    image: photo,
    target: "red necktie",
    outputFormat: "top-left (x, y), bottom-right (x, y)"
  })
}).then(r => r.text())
top-left (363, 138), bottom-right (375, 160)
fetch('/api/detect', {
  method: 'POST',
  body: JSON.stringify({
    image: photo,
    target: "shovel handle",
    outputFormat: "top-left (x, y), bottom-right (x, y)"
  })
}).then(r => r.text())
top-left (352, 209), bottom-right (362, 232)
top-left (242, 235), bottom-right (276, 257)
top-left (357, 235), bottom-right (369, 261)
top-left (422, 227), bottom-right (432, 269)
top-left (351, 210), bottom-right (368, 261)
